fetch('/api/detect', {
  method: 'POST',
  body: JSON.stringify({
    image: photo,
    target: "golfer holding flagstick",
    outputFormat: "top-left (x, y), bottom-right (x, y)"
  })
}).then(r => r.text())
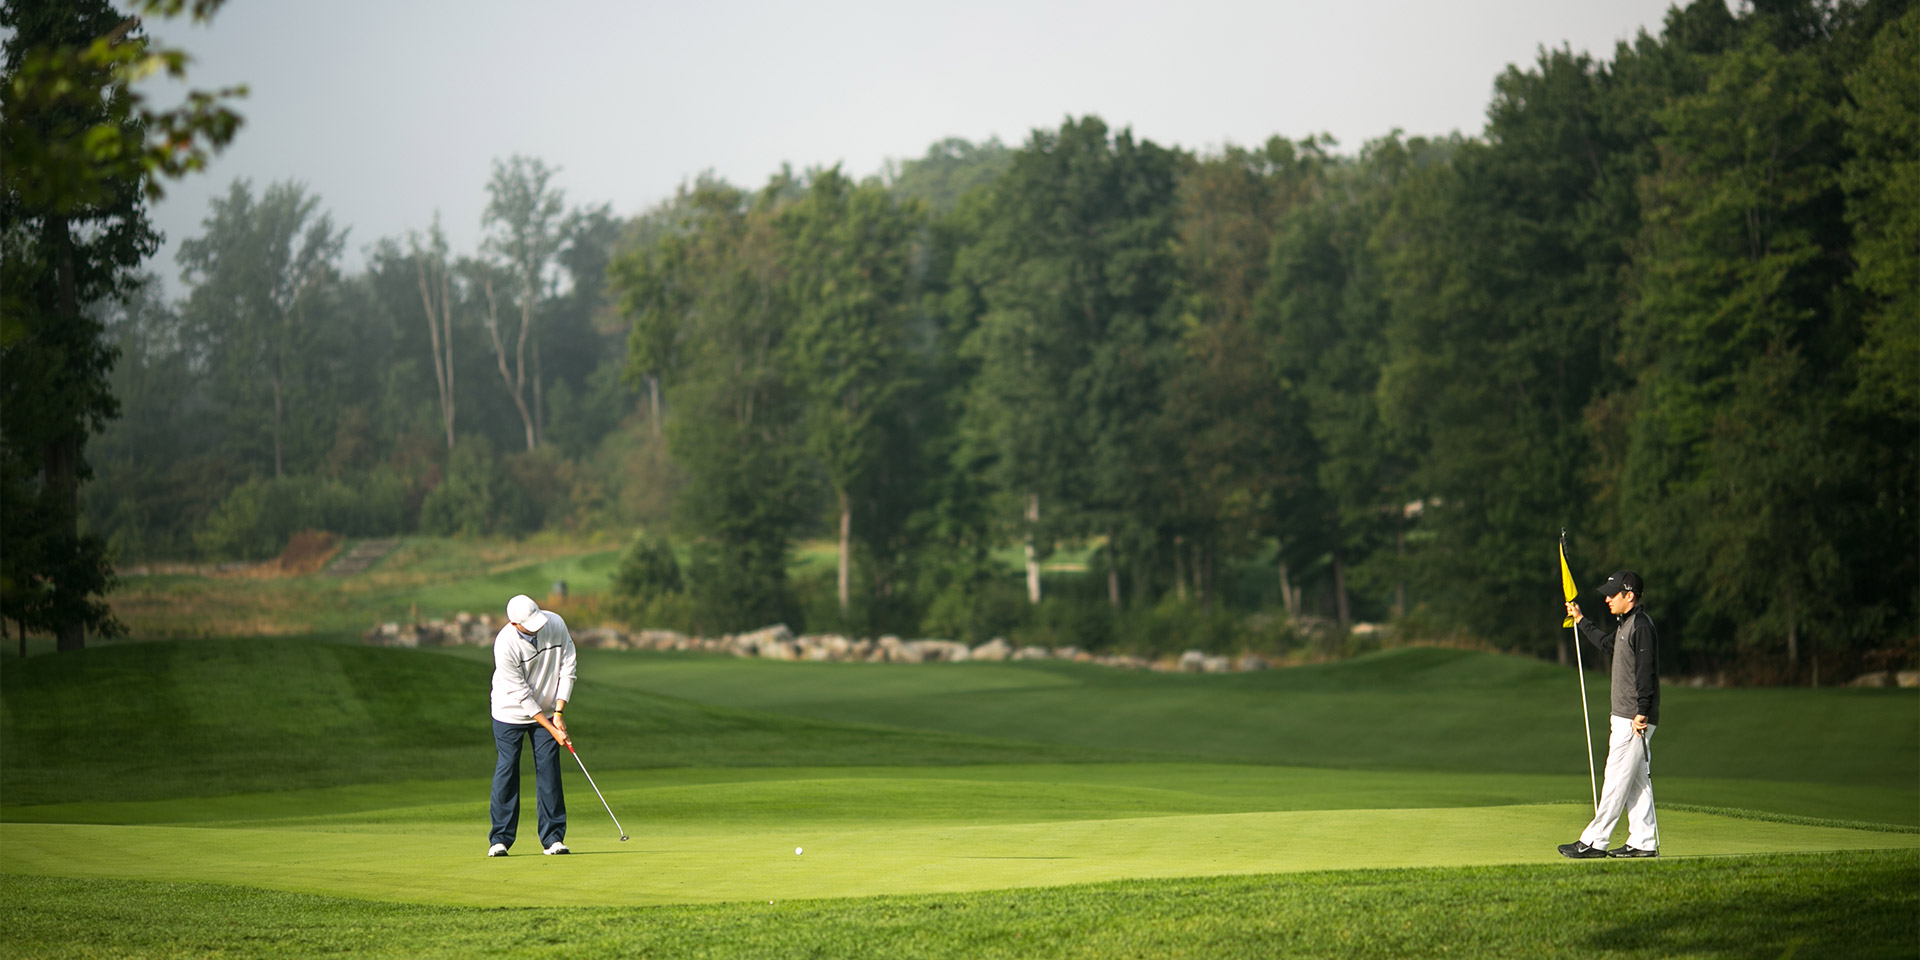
top-left (487, 594), bottom-right (577, 857)
top-left (1559, 570), bottom-right (1661, 859)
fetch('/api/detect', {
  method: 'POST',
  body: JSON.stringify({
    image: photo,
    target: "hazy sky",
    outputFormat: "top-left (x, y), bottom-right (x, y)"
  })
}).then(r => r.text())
top-left (142, 0), bottom-right (1689, 290)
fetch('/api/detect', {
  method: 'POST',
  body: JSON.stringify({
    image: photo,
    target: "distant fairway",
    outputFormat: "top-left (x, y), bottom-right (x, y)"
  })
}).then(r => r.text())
top-left (3, 636), bottom-right (1916, 957)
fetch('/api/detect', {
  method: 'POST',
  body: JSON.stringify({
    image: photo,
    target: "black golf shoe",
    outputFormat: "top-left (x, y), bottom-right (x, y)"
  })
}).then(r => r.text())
top-left (1557, 841), bottom-right (1607, 859)
top-left (1607, 845), bottom-right (1658, 858)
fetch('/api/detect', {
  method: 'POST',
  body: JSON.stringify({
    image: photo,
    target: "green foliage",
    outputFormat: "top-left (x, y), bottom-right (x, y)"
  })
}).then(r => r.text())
top-left (955, 116), bottom-right (1185, 606)
top-left (176, 178), bottom-right (347, 479)
top-left (0, 0), bottom-right (244, 214)
top-left (887, 136), bottom-right (1013, 212)
top-left (1612, 2), bottom-right (1907, 666)
top-left (0, 0), bottom-right (244, 644)
top-left (610, 176), bottom-right (812, 634)
top-left (194, 470), bottom-right (408, 560)
top-left (1840, 8), bottom-right (1920, 421)
top-left (606, 532), bottom-right (687, 628)
top-left (62, 2), bottom-right (1919, 677)
top-left (416, 436), bottom-right (538, 539)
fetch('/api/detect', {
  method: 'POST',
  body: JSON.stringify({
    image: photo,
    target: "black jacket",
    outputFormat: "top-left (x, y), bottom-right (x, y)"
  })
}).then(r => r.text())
top-left (1577, 604), bottom-right (1660, 725)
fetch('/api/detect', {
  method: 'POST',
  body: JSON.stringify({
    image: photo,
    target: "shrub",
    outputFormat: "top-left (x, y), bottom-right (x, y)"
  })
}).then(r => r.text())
top-left (607, 533), bottom-right (685, 629)
top-left (418, 437), bottom-right (539, 537)
top-left (195, 470), bottom-right (410, 561)
top-left (685, 538), bottom-right (801, 636)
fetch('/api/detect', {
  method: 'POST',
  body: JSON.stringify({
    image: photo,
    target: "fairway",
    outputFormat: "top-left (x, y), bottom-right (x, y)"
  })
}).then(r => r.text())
top-left (3, 638), bottom-right (1916, 957)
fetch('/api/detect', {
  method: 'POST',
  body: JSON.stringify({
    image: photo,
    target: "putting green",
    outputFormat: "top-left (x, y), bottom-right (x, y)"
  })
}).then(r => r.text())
top-left (4, 765), bottom-right (1912, 907)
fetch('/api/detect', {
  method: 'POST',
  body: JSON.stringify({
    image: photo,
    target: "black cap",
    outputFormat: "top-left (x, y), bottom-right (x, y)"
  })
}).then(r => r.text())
top-left (1598, 570), bottom-right (1643, 597)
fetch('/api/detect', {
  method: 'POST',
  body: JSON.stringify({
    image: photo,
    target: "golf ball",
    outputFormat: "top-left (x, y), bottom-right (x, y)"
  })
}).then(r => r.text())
top-left (795, 847), bottom-right (803, 855)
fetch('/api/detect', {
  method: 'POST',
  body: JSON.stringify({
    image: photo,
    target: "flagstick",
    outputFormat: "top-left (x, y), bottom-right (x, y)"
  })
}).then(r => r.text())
top-left (1572, 620), bottom-right (1598, 813)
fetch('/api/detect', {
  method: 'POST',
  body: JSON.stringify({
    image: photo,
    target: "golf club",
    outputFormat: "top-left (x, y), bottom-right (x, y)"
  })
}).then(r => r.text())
top-left (566, 742), bottom-right (628, 841)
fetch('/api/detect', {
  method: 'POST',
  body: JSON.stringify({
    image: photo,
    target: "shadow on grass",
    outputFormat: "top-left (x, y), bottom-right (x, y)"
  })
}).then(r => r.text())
top-left (1584, 854), bottom-right (1919, 959)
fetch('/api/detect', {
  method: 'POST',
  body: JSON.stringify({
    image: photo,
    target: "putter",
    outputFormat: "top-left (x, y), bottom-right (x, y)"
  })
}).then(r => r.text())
top-left (566, 742), bottom-right (629, 841)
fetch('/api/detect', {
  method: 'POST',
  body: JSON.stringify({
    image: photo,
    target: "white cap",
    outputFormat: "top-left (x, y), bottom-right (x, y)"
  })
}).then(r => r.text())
top-left (506, 594), bottom-right (549, 632)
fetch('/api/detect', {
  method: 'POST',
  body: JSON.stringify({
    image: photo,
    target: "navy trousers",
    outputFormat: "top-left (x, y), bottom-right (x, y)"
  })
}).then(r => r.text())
top-left (490, 719), bottom-right (566, 849)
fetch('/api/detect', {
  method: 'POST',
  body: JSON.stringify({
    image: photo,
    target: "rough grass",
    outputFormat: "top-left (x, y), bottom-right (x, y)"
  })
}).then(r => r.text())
top-left (4, 851), bottom-right (1914, 959)
top-left (102, 536), bottom-right (620, 640)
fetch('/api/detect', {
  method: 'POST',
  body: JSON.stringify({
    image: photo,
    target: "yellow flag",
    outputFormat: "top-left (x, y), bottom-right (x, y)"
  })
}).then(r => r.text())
top-left (1559, 539), bottom-right (1579, 627)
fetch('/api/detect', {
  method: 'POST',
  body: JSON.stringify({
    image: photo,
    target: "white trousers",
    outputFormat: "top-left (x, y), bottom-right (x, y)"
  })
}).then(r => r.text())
top-left (1580, 714), bottom-right (1658, 850)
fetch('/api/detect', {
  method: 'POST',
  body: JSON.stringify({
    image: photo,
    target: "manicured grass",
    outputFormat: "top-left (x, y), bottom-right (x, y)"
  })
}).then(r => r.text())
top-left (5, 767), bottom-right (1913, 906)
top-left (0, 639), bottom-right (1102, 807)
top-left (5, 615), bottom-right (1916, 958)
top-left (4, 851), bottom-right (1914, 959)
top-left (578, 646), bottom-right (1920, 825)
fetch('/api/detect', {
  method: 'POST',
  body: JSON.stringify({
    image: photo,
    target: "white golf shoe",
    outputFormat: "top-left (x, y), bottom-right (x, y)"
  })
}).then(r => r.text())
top-left (543, 842), bottom-right (570, 855)
top-left (487, 843), bottom-right (508, 858)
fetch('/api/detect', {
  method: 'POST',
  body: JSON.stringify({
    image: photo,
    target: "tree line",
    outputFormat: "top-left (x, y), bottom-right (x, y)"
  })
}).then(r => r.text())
top-left (6, 0), bottom-right (1914, 680)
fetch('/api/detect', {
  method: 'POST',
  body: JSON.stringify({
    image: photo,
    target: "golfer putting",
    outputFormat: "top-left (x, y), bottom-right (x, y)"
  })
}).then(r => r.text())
top-left (487, 594), bottom-right (577, 857)
top-left (1559, 570), bottom-right (1661, 859)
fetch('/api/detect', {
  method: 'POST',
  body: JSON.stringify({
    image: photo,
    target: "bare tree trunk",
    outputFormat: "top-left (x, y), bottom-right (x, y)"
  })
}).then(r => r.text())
top-left (49, 216), bottom-right (85, 652)
top-left (1557, 633), bottom-right (1569, 666)
top-left (532, 336), bottom-right (544, 449)
top-left (416, 253), bottom-right (456, 449)
top-left (1197, 542), bottom-right (1213, 614)
top-left (483, 278), bottom-right (537, 450)
top-left (271, 372), bottom-right (285, 478)
top-left (837, 490), bottom-right (851, 616)
top-left (1024, 492), bottom-right (1042, 604)
top-left (1107, 530), bottom-right (1121, 609)
top-left (1393, 521), bottom-right (1407, 619)
top-left (647, 375), bottom-right (661, 438)
top-left (1279, 556), bottom-right (1297, 619)
top-left (1333, 552), bottom-right (1351, 634)
top-left (1174, 536), bottom-right (1187, 602)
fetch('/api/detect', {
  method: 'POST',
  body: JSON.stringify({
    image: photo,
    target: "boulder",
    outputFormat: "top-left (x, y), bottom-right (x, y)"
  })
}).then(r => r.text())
top-left (734, 624), bottom-right (796, 656)
top-left (1201, 655), bottom-right (1232, 674)
top-left (803, 634), bottom-right (853, 659)
top-left (907, 639), bottom-right (970, 663)
top-left (1012, 645), bottom-right (1051, 661)
top-left (635, 629), bottom-right (689, 651)
top-left (1848, 671), bottom-right (1891, 687)
top-left (971, 638), bottom-right (1012, 662)
top-left (1178, 649), bottom-right (1207, 673)
top-left (1897, 670), bottom-right (1919, 689)
top-left (574, 627), bottom-right (626, 650)
top-left (1234, 654), bottom-right (1269, 672)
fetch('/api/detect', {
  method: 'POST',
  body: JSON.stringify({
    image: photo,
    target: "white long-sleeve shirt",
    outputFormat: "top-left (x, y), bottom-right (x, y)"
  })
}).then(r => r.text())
top-left (489, 613), bottom-right (578, 724)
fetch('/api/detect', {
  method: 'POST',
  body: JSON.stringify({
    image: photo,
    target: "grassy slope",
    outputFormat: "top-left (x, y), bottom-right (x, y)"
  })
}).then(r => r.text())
top-left (6, 639), bottom-right (1914, 825)
top-left (104, 537), bottom-right (622, 640)
top-left (4, 628), bottom-right (1916, 957)
top-left (5, 852), bottom-right (1916, 960)
top-left (580, 646), bottom-right (1920, 824)
top-left (0, 639), bottom-right (1100, 806)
